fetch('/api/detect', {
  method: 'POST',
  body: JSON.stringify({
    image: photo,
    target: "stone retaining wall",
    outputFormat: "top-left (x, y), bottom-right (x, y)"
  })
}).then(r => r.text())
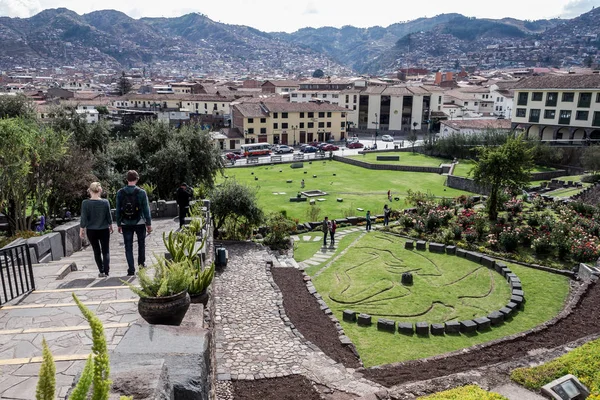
top-left (446, 175), bottom-right (490, 195)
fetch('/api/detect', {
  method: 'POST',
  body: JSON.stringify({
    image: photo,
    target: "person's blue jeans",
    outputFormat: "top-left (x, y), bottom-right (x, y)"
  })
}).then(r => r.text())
top-left (122, 224), bottom-right (146, 274)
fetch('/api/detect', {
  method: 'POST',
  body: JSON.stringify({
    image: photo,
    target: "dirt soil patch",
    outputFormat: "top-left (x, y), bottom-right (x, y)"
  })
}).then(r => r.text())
top-left (271, 267), bottom-right (361, 368)
top-left (232, 375), bottom-right (321, 400)
top-left (363, 281), bottom-right (600, 387)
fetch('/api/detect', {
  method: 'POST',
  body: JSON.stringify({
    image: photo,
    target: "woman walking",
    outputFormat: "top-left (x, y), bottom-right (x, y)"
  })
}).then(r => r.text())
top-left (80, 182), bottom-right (113, 277)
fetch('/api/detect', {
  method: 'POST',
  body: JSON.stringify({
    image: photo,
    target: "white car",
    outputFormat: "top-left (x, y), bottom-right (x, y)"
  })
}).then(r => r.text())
top-left (381, 134), bottom-right (394, 142)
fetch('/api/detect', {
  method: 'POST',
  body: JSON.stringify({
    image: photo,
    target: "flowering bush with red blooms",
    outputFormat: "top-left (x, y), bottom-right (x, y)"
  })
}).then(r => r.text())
top-left (504, 198), bottom-right (523, 215)
top-left (499, 226), bottom-right (520, 252)
top-left (517, 225), bottom-right (534, 246)
top-left (464, 228), bottom-right (478, 243)
top-left (532, 231), bottom-right (553, 254)
top-left (425, 207), bottom-right (454, 232)
top-left (486, 234), bottom-right (499, 250)
top-left (457, 209), bottom-right (477, 229)
top-left (570, 226), bottom-right (600, 262)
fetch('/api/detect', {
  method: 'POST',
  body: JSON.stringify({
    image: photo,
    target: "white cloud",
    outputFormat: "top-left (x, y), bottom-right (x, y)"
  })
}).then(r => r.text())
top-left (0, 0), bottom-right (42, 18)
top-left (560, 0), bottom-right (600, 18)
top-left (303, 1), bottom-right (318, 15)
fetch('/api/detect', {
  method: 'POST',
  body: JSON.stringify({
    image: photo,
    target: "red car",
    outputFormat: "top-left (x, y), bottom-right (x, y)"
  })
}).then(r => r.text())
top-left (321, 144), bottom-right (339, 151)
top-left (347, 142), bottom-right (364, 149)
top-left (225, 152), bottom-right (242, 160)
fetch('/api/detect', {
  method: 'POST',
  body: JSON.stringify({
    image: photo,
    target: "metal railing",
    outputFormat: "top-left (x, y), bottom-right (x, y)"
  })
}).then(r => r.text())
top-left (0, 243), bottom-right (35, 306)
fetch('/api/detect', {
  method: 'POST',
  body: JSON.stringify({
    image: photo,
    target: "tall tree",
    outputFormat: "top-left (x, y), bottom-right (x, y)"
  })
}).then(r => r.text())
top-left (581, 145), bottom-right (600, 174)
top-left (0, 94), bottom-right (36, 120)
top-left (312, 69), bottom-right (324, 78)
top-left (209, 179), bottom-right (263, 239)
top-left (471, 134), bottom-right (533, 221)
top-left (117, 72), bottom-right (132, 96)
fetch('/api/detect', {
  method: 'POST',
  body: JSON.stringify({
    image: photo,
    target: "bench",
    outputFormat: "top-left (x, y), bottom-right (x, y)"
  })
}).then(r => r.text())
top-left (376, 156), bottom-right (400, 161)
top-left (270, 155), bottom-right (282, 162)
top-left (247, 157), bottom-right (259, 164)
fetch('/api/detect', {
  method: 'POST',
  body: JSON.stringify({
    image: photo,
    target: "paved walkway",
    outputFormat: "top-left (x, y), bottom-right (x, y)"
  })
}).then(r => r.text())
top-left (0, 218), bottom-right (178, 400)
top-left (214, 241), bottom-right (382, 398)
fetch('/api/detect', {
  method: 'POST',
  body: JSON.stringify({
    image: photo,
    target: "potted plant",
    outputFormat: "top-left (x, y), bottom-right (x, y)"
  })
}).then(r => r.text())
top-left (125, 257), bottom-right (191, 325)
top-left (187, 259), bottom-right (215, 305)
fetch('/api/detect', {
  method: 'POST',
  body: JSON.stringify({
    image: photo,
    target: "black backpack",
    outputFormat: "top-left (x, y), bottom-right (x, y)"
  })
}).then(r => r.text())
top-left (120, 188), bottom-right (140, 221)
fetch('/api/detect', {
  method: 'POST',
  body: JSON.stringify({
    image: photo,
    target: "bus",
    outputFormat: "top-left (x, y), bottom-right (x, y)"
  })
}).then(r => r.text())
top-left (240, 143), bottom-right (272, 157)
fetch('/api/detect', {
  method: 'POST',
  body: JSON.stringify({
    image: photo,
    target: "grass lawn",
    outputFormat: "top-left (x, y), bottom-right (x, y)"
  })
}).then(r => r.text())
top-left (546, 187), bottom-right (589, 198)
top-left (294, 230), bottom-right (363, 274)
top-left (347, 152), bottom-right (452, 167)
top-left (453, 160), bottom-right (556, 178)
top-left (419, 385), bottom-right (508, 400)
top-left (221, 161), bottom-right (469, 221)
top-left (530, 174), bottom-right (590, 187)
top-left (310, 232), bottom-right (570, 367)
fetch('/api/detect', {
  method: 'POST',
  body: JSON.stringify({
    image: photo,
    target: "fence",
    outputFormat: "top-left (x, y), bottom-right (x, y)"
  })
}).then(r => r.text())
top-left (0, 243), bottom-right (35, 306)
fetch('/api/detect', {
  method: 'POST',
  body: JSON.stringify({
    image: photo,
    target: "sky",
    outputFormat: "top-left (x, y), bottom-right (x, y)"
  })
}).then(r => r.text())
top-left (0, 0), bottom-right (599, 32)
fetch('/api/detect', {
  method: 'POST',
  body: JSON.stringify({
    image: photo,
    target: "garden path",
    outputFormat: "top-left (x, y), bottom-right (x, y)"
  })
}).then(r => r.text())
top-left (213, 241), bottom-right (382, 399)
top-left (0, 217), bottom-right (177, 400)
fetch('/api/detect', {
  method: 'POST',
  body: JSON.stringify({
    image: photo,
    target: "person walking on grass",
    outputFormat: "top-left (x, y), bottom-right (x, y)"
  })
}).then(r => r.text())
top-left (329, 219), bottom-right (337, 247)
top-left (322, 216), bottom-right (330, 246)
top-left (80, 182), bottom-right (113, 278)
top-left (116, 170), bottom-right (152, 276)
top-left (383, 204), bottom-right (391, 226)
top-left (366, 210), bottom-right (372, 231)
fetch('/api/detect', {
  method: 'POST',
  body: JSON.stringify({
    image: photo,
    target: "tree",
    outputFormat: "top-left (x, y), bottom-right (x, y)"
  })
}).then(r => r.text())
top-left (471, 134), bottom-right (533, 221)
top-left (209, 179), bottom-right (263, 239)
top-left (117, 72), bottom-right (132, 96)
top-left (312, 69), bottom-right (325, 78)
top-left (581, 146), bottom-right (600, 173)
top-left (0, 94), bottom-right (36, 120)
top-left (528, 138), bottom-right (563, 165)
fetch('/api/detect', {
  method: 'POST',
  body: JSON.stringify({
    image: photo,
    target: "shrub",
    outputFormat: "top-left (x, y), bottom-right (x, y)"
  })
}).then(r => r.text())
top-left (532, 232), bottom-right (553, 255)
top-left (518, 225), bottom-right (534, 246)
top-left (263, 212), bottom-right (297, 250)
top-left (438, 197), bottom-right (454, 209)
top-left (527, 213), bottom-right (541, 227)
top-left (450, 223), bottom-right (463, 240)
top-left (464, 228), bottom-right (478, 244)
top-left (419, 384), bottom-right (508, 399)
top-left (306, 205), bottom-right (322, 222)
top-left (581, 174), bottom-right (600, 183)
top-left (569, 201), bottom-right (597, 218)
top-left (504, 198), bottom-right (523, 215)
top-left (499, 227), bottom-right (520, 252)
top-left (531, 194), bottom-right (546, 211)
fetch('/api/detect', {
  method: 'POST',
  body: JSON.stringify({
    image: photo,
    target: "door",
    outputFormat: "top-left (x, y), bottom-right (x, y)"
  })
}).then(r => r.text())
top-left (229, 140), bottom-right (236, 150)
top-left (300, 131), bottom-right (306, 144)
top-left (307, 132), bottom-right (313, 143)
top-left (282, 133), bottom-right (288, 145)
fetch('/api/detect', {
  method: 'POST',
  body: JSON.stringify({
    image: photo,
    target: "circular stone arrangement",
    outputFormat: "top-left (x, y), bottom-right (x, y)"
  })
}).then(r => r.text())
top-left (341, 240), bottom-right (525, 337)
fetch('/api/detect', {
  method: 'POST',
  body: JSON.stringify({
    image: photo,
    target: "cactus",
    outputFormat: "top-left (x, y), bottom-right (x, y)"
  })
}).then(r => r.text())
top-left (188, 259), bottom-right (215, 295)
top-left (36, 339), bottom-right (55, 400)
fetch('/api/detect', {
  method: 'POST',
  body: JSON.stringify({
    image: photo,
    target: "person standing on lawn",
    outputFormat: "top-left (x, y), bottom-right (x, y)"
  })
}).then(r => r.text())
top-left (80, 182), bottom-right (113, 278)
top-left (329, 219), bottom-right (337, 247)
top-left (322, 216), bottom-right (330, 246)
top-left (116, 170), bottom-right (153, 276)
top-left (366, 210), bottom-right (372, 231)
top-left (383, 204), bottom-right (391, 226)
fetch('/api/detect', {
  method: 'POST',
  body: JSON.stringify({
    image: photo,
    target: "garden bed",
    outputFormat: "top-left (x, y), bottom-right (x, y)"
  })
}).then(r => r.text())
top-left (232, 374), bottom-right (321, 400)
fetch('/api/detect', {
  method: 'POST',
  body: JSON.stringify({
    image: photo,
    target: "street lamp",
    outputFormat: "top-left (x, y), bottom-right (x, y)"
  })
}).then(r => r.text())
top-left (292, 125), bottom-right (297, 146)
top-left (374, 112), bottom-right (379, 147)
top-left (449, 109), bottom-right (455, 120)
top-left (506, 107), bottom-right (512, 119)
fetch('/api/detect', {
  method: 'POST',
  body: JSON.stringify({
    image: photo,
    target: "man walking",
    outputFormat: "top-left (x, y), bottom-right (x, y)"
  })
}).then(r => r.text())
top-left (116, 170), bottom-right (152, 276)
top-left (175, 182), bottom-right (193, 229)
top-left (383, 204), bottom-right (391, 226)
top-left (322, 216), bottom-right (330, 247)
top-left (366, 210), bottom-right (372, 231)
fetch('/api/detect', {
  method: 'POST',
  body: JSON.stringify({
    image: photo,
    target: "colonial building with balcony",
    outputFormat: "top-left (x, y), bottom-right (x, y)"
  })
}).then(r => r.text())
top-left (511, 74), bottom-right (600, 143)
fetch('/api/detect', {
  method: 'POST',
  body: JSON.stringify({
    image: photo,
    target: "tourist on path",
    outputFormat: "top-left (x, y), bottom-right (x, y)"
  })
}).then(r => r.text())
top-left (329, 219), bottom-right (337, 247)
top-left (383, 204), bottom-right (391, 226)
top-left (387, 189), bottom-right (392, 202)
top-left (116, 170), bottom-right (153, 276)
top-left (322, 216), bottom-right (331, 246)
top-left (175, 182), bottom-right (194, 229)
top-left (366, 210), bottom-right (372, 231)
top-left (301, 179), bottom-right (305, 189)
top-left (80, 182), bottom-right (113, 278)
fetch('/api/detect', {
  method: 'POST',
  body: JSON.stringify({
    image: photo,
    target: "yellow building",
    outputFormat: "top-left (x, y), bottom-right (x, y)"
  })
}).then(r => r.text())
top-left (112, 93), bottom-right (235, 117)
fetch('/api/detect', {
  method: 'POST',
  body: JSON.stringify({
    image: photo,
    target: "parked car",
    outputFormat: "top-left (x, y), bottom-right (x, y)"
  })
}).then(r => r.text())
top-left (322, 144), bottom-right (339, 151)
top-left (300, 145), bottom-right (318, 153)
top-left (274, 145), bottom-right (294, 154)
top-left (225, 152), bottom-right (242, 160)
top-left (347, 142), bottom-right (364, 149)
top-left (347, 136), bottom-right (359, 143)
top-left (381, 134), bottom-right (394, 142)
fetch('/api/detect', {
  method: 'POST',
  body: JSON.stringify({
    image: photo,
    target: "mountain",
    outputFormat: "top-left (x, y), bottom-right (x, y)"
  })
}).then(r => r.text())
top-left (0, 8), bottom-right (598, 76)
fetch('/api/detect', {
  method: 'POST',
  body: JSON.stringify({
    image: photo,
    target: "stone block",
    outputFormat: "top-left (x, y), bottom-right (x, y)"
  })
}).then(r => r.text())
top-left (337, 198), bottom-right (343, 202)
top-left (474, 317), bottom-right (491, 331)
top-left (38, 253), bottom-right (52, 264)
top-left (487, 311), bottom-right (504, 326)
top-left (290, 162), bottom-right (304, 169)
top-left (499, 307), bottom-right (513, 318)
top-left (495, 262), bottom-right (507, 274)
top-left (460, 320), bottom-right (477, 333)
top-left (506, 302), bottom-right (518, 311)
top-left (415, 322), bottom-right (429, 335)
top-left (465, 251), bottom-right (482, 264)
top-left (501, 267), bottom-right (512, 278)
top-left (165, 201), bottom-right (178, 218)
top-left (416, 241), bottom-right (426, 251)
top-left (404, 241), bottom-right (414, 250)
top-left (510, 295), bottom-right (524, 307)
top-left (512, 289), bottom-right (524, 298)
top-left (480, 256), bottom-right (496, 269)
top-left (309, 199), bottom-right (316, 205)
top-left (53, 220), bottom-right (82, 257)
top-left (398, 322), bottom-right (414, 335)
top-left (429, 242), bottom-right (445, 253)
top-left (456, 248), bottom-right (467, 258)
top-left (26, 235), bottom-right (52, 261)
top-left (343, 310), bottom-right (357, 322)
top-left (47, 232), bottom-right (64, 260)
top-left (444, 321), bottom-right (461, 334)
top-left (109, 357), bottom-right (173, 400)
top-left (286, 180), bottom-right (293, 183)
top-left (357, 313), bottom-right (372, 326)
top-left (445, 245), bottom-right (456, 255)
top-left (510, 280), bottom-right (523, 290)
top-left (430, 323), bottom-right (445, 335)
top-left (377, 318), bottom-right (396, 333)
top-left (506, 272), bottom-right (518, 282)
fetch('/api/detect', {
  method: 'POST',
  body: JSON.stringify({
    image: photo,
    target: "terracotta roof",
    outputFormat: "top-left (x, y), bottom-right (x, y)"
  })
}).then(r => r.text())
top-left (262, 80), bottom-right (300, 87)
top-left (514, 74), bottom-right (600, 90)
top-left (220, 127), bottom-right (244, 139)
top-left (232, 103), bottom-right (268, 118)
top-left (441, 119), bottom-right (512, 130)
top-left (115, 93), bottom-right (235, 102)
top-left (73, 91), bottom-right (102, 100)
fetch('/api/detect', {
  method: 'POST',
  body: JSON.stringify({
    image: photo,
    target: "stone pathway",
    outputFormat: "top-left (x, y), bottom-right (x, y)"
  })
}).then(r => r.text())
top-left (0, 218), bottom-right (178, 400)
top-left (214, 241), bottom-right (382, 398)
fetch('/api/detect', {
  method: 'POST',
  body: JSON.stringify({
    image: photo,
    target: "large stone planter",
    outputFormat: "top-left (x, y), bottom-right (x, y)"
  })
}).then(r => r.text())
top-left (138, 291), bottom-right (191, 326)
top-left (190, 289), bottom-right (209, 306)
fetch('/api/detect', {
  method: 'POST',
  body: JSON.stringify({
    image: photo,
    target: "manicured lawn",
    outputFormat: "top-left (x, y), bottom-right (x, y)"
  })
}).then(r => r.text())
top-left (311, 232), bottom-right (570, 367)
top-left (546, 187), bottom-right (588, 198)
top-left (347, 152), bottom-right (452, 167)
top-left (530, 174), bottom-right (590, 187)
top-left (453, 160), bottom-right (556, 178)
top-left (294, 230), bottom-right (362, 275)
top-left (220, 161), bottom-right (469, 221)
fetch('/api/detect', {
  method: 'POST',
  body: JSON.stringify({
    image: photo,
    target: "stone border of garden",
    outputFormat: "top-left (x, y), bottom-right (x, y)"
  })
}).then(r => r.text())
top-left (341, 241), bottom-right (526, 338)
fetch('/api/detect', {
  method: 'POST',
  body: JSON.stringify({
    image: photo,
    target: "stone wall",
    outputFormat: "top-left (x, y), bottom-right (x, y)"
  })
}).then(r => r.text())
top-left (530, 170), bottom-right (568, 181)
top-left (446, 175), bottom-right (490, 195)
top-left (333, 155), bottom-right (443, 174)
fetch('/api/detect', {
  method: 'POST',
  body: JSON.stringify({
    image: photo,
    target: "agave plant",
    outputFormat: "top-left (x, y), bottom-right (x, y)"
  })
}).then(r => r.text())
top-left (124, 257), bottom-right (190, 298)
top-left (187, 259), bottom-right (215, 296)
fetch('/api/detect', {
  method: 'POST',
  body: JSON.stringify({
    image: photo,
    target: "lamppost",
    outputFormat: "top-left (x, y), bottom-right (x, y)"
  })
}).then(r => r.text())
top-left (292, 125), bottom-right (297, 146)
top-left (374, 112), bottom-right (379, 147)
top-left (449, 109), bottom-right (455, 120)
top-left (506, 107), bottom-right (512, 119)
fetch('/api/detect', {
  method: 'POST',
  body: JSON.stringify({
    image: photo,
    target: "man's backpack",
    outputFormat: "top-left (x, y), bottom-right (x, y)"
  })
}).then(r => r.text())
top-left (121, 188), bottom-right (140, 221)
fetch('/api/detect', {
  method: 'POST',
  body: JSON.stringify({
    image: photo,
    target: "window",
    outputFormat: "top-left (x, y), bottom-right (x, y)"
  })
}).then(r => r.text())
top-left (273, 112), bottom-right (278, 118)
top-left (282, 112), bottom-right (288, 118)
top-left (300, 112), bottom-right (305, 118)
top-left (260, 118), bottom-right (266, 123)
top-left (318, 112), bottom-right (325, 118)
top-left (273, 123), bottom-right (278, 129)
top-left (326, 122), bottom-right (331, 128)
top-left (291, 93), bottom-right (297, 98)
top-left (299, 122), bottom-right (305, 128)
top-left (578, 93), bottom-right (592, 108)
top-left (474, 102), bottom-right (478, 106)
top-left (558, 110), bottom-right (572, 125)
top-left (307, 122), bottom-right (314, 128)
top-left (517, 92), bottom-right (528, 106)
top-left (544, 110), bottom-right (556, 119)
top-left (465, 102), bottom-right (469, 106)
top-left (576, 111), bottom-right (589, 121)
top-left (204, 103), bottom-right (208, 109)
top-left (323, 94), bottom-right (327, 98)
top-left (562, 92), bottom-right (574, 102)
top-left (593, 111), bottom-right (600, 127)
top-left (247, 128), bottom-right (254, 134)
top-left (532, 92), bottom-right (543, 101)
top-left (341, 121), bottom-right (346, 127)
top-left (546, 92), bottom-right (558, 107)
top-left (516, 108), bottom-right (526, 118)
top-left (327, 112), bottom-right (332, 117)
top-left (318, 122), bottom-right (325, 128)
top-left (353, 95), bottom-right (357, 103)
top-left (247, 118), bottom-right (254, 123)
top-left (597, 93), bottom-right (600, 103)
top-left (332, 94), bottom-right (339, 98)
top-left (529, 109), bottom-right (540, 123)
top-left (282, 123), bottom-right (288, 129)
top-left (345, 95), bottom-right (349, 102)
top-left (308, 112), bottom-right (314, 118)
top-left (260, 127), bottom-right (266, 134)
top-left (302, 94), bottom-right (306, 98)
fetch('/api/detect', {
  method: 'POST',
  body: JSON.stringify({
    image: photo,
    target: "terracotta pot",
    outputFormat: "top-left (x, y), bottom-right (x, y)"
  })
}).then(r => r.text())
top-left (138, 291), bottom-right (190, 326)
top-left (189, 289), bottom-right (209, 306)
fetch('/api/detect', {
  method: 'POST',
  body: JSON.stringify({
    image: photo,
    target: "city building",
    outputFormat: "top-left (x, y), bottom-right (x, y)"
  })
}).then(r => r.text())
top-left (439, 119), bottom-right (512, 137)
